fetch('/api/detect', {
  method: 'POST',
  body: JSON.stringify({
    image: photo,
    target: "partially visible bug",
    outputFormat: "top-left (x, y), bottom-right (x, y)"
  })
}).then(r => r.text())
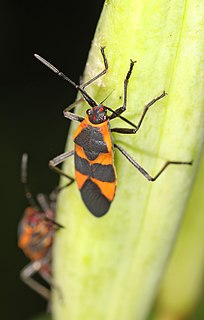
top-left (18, 153), bottom-right (69, 300)
top-left (35, 47), bottom-right (192, 217)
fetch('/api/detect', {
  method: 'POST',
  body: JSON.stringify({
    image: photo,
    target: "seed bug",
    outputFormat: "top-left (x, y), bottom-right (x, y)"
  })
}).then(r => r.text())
top-left (34, 47), bottom-right (192, 217)
top-left (18, 153), bottom-right (66, 300)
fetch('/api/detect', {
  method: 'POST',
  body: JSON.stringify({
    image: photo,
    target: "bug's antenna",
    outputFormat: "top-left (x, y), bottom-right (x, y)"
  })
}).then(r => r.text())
top-left (21, 153), bottom-right (38, 208)
top-left (100, 90), bottom-right (115, 104)
top-left (34, 54), bottom-right (97, 108)
top-left (37, 193), bottom-right (64, 229)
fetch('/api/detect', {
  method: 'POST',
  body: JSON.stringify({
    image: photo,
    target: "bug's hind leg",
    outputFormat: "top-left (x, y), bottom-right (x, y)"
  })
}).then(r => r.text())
top-left (115, 143), bottom-right (192, 181)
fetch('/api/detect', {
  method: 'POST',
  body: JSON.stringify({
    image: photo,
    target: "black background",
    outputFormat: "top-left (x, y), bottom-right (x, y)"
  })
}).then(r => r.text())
top-left (1, 1), bottom-right (104, 319)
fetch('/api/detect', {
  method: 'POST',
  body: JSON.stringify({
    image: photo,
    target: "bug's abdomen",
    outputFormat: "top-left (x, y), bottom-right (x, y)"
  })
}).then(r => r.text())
top-left (73, 121), bottom-right (116, 217)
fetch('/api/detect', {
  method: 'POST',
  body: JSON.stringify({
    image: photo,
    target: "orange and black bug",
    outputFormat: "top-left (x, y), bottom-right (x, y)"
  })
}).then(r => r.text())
top-left (18, 153), bottom-right (66, 300)
top-left (35, 48), bottom-right (192, 217)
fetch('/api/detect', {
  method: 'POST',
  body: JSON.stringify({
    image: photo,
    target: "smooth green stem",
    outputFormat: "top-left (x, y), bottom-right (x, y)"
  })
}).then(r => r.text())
top-left (52, 0), bottom-right (204, 319)
top-left (155, 148), bottom-right (204, 320)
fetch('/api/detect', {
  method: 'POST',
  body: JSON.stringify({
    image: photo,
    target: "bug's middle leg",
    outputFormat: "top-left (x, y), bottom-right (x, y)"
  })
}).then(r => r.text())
top-left (49, 150), bottom-right (74, 179)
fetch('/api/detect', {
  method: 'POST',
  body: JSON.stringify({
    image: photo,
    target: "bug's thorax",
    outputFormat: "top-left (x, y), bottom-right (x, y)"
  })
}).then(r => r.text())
top-left (73, 112), bottom-right (114, 161)
top-left (86, 104), bottom-right (108, 124)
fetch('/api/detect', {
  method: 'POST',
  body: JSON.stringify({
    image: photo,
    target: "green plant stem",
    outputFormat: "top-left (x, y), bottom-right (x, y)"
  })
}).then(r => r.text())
top-left (52, 0), bottom-right (204, 319)
top-left (155, 148), bottom-right (204, 320)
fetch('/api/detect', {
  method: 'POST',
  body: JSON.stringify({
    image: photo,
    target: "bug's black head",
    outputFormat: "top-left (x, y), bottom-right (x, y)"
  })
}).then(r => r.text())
top-left (87, 104), bottom-right (108, 124)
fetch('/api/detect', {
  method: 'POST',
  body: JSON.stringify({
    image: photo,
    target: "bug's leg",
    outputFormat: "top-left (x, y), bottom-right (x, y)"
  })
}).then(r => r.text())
top-left (110, 91), bottom-right (167, 133)
top-left (50, 150), bottom-right (74, 167)
top-left (37, 193), bottom-right (54, 220)
top-left (111, 128), bottom-right (137, 134)
top-left (115, 143), bottom-right (192, 181)
top-left (133, 91), bottom-right (166, 133)
top-left (20, 260), bottom-right (50, 300)
top-left (63, 98), bottom-right (85, 122)
top-left (108, 56), bottom-right (165, 130)
top-left (36, 193), bottom-right (64, 228)
top-left (40, 268), bottom-right (64, 304)
top-left (109, 59), bottom-right (136, 120)
top-left (40, 269), bottom-right (52, 285)
top-left (49, 150), bottom-right (75, 184)
top-left (48, 150), bottom-right (75, 207)
top-left (81, 47), bottom-right (108, 89)
top-left (48, 175), bottom-right (75, 209)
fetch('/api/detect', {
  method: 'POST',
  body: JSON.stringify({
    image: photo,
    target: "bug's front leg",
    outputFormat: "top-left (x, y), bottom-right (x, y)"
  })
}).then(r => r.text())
top-left (110, 91), bottom-right (167, 134)
top-left (81, 46), bottom-right (108, 89)
top-left (109, 59), bottom-right (136, 120)
top-left (115, 143), bottom-right (192, 181)
top-left (63, 98), bottom-right (84, 122)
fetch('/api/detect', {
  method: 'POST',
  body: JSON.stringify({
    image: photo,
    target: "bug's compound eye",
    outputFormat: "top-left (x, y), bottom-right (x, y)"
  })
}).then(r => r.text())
top-left (99, 106), bottom-right (104, 112)
top-left (86, 109), bottom-right (91, 115)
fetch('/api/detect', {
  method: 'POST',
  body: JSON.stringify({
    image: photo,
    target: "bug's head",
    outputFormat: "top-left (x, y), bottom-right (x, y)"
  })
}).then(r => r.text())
top-left (18, 207), bottom-right (54, 255)
top-left (87, 104), bottom-right (108, 124)
top-left (18, 208), bottom-right (42, 234)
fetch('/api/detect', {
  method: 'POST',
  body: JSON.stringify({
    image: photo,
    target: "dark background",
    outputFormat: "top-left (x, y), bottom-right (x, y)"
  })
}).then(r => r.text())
top-left (1, 1), bottom-right (104, 319)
